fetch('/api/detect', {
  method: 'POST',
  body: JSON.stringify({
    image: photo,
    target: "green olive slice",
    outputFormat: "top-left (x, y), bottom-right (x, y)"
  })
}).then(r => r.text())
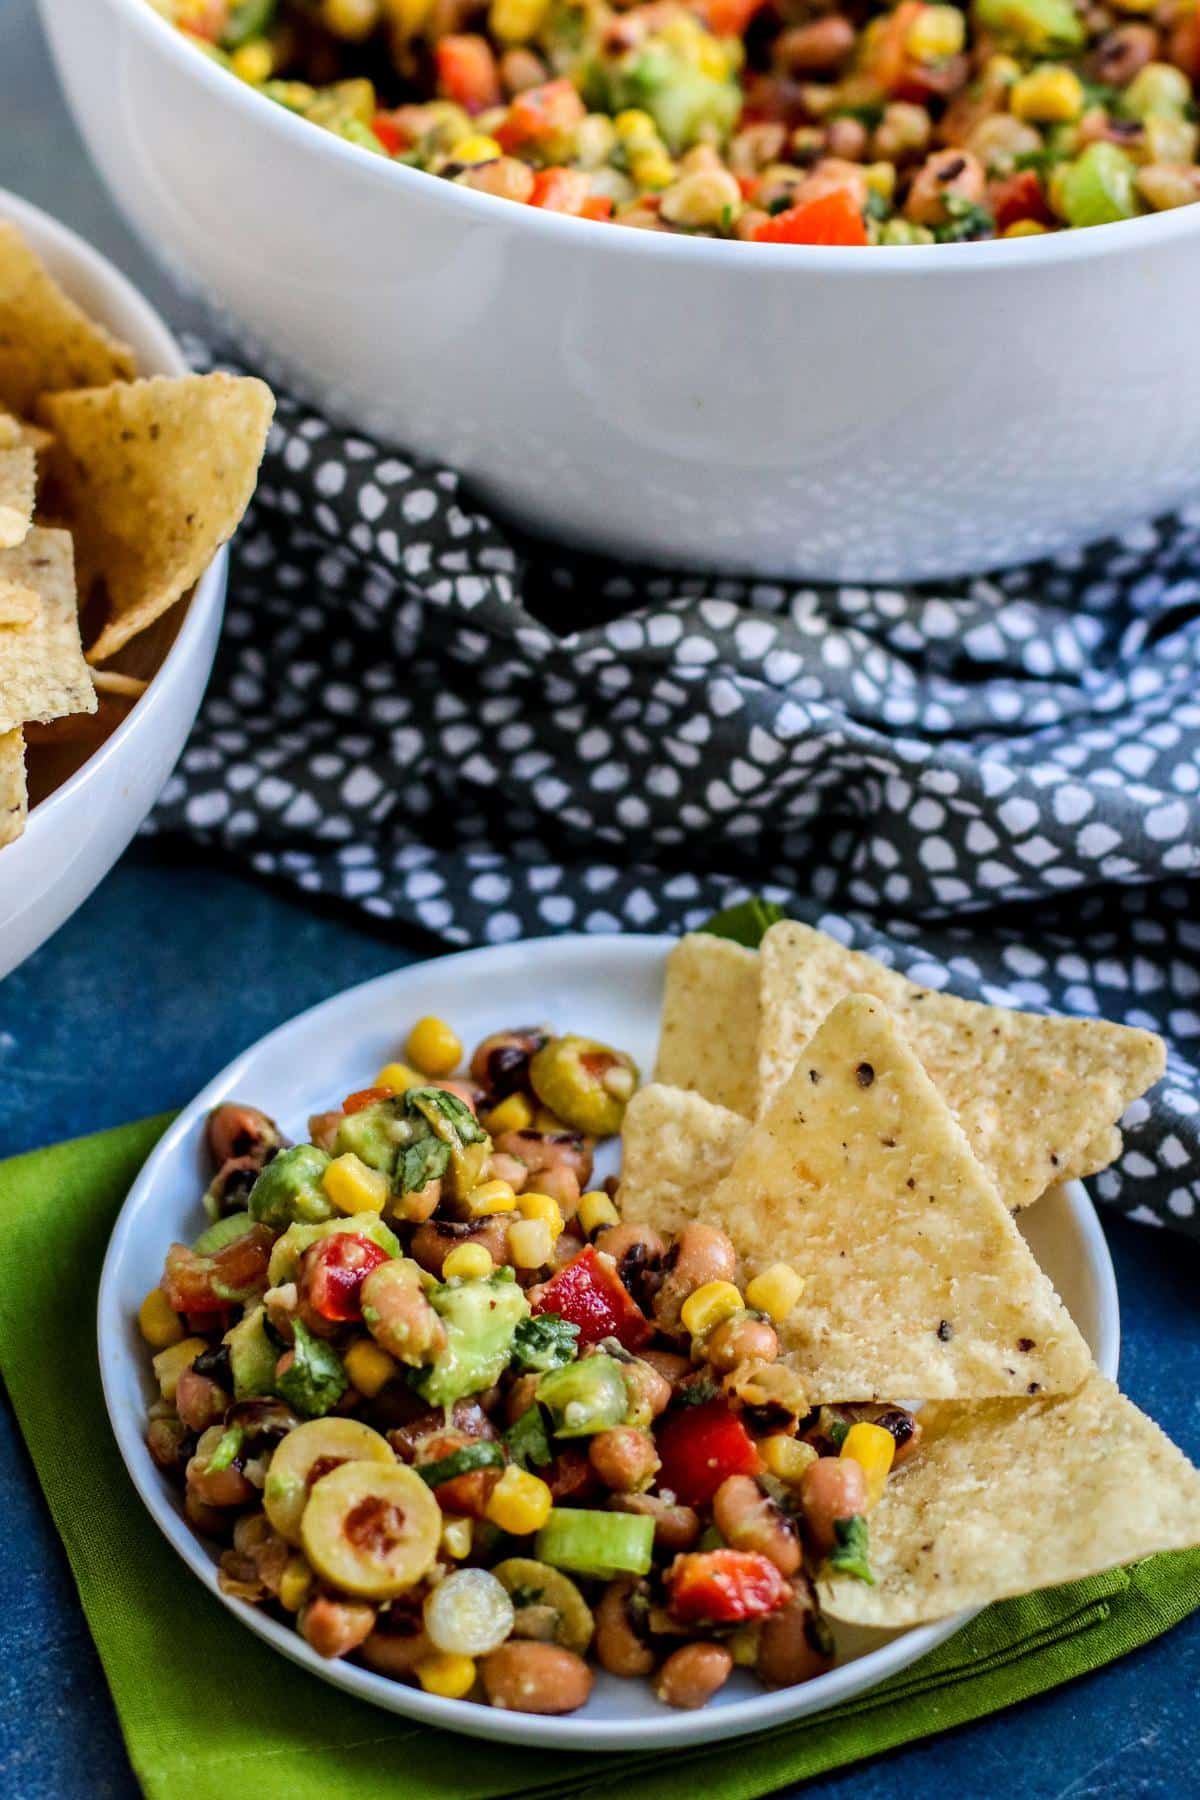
top-left (263, 1417), bottom-right (394, 1546)
top-left (301, 1461), bottom-right (441, 1600)
top-left (492, 1557), bottom-right (595, 1656)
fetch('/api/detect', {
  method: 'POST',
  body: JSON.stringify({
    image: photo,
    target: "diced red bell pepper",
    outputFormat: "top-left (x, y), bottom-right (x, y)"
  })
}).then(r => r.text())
top-left (752, 190), bottom-right (868, 247)
top-left (864, 0), bottom-right (924, 94)
top-left (654, 1398), bottom-right (761, 1506)
top-left (343, 1084), bottom-right (394, 1115)
top-left (371, 113), bottom-right (406, 157)
top-left (435, 35), bottom-right (501, 114)
top-left (667, 1549), bottom-right (791, 1624)
top-left (528, 167), bottom-right (595, 215)
top-left (532, 1245), bottom-right (651, 1349)
top-left (496, 79), bottom-right (586, 154)
top-left (988, 168), bottom-right (1054, 233)
top-left (162, 1224), bottom-right (274, 1315)
top-left (301, 1233), bottom-right (391, 1323)
top-left (581, 195), bottom-right (614, 222)
top-left (698, 0), bottom-right (768, 37)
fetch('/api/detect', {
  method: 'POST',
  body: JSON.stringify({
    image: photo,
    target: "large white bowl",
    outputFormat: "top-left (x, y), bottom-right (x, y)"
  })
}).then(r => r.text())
top-left (39, 0), bottom-right (1200, 582)
top-left (0, 188), bottom-right (226, 980)
top-left (98, 934), bottom-right (1120, 1753)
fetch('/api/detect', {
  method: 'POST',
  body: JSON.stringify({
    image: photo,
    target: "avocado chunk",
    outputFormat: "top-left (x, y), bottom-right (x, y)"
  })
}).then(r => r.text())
top-left (536, 1354), bottom-right (629, 1438)
top-left (248, 1144), bottom-right (334, 1229)
top-left (412, 1272), bottom-right (530, 1408)
top-left (333, 1100), bottom-right (404, 1179)
top-left (224, 1306), bottom-right (279, 1399)
top-left (267, 1212), bottom-right (400, 1286)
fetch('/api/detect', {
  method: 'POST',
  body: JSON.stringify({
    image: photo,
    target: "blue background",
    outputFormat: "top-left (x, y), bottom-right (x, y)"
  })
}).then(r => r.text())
top-left (1, 8), bottom-right (1198, 1793)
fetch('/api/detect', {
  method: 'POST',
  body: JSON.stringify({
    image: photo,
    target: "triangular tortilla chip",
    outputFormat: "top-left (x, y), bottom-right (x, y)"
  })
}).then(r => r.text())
top-left (0, 579), bottom-right (38, 627)
top-left (708, 994), bottom-right (1094, 1403)
top-left (40, 372), bottom-right (275, 663)
top-left (620, 1084), bottom-right (750, 1236)
top-left (0, 528), bottom-right (96, 733)
top-left (820, 1374), bottom-right (1200, 1627)
top-left (758, 922), bottom-right (1164, 1210)
top-left (0, 222), bottom-right (135, 396)
top-left (0, 728), bottom-right (25, 845)
top-left (654, 934), bottom-right (760, 1116)
top-left (0, 444), bottom-right (35, 549)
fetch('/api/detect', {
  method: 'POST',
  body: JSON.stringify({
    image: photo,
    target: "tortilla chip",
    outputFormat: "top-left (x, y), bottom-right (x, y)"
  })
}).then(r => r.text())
top-left (90, 669), bottom-right (148, 699)
top-left (0, 579), bottom-right (38, 627)
top-left (0, 528), bottom-right (96, 733)
top-left (820, 1374), bottom-right (1200, 1627)
top-left (0, 222), bottom-right (135, 397)
top-left (654, 935), bottom-right (761, 1116)
top-left (619, 1085), bottom-right (750, 1236)
top-left (41, 373), bottom-right (273, 663)
top-left (0, 728), bottom-right (25, 845)
top-left (757, 922), bottom-right (1165, 1211)
top-left (705, 994), bottom-right (1094, 1403)
top-left (0, 444), bottom-right (34, 549)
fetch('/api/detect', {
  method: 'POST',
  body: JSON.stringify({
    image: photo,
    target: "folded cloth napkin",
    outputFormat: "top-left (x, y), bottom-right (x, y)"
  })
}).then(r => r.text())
top-left (3, 1115), bottom-right (1199, 1800)
top-left (148, 353), bottom-right (1200, 1241)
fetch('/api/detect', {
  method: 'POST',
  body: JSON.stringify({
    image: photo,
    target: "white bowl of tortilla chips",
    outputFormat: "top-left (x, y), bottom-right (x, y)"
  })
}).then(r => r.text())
top-left (0, 189), bottom-right (274, 979)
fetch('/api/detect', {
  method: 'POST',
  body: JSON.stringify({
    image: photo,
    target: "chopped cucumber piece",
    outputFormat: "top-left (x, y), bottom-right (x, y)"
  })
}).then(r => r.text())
top-left (536, 1354), bottom-right (628, 1439)
top-left (1051, 142), bottom-right (1138, 228)
top-left (534, 1507), bottom-right (655, 1580)
top-left (193, 1211), bottom-right (256, 1256)
top-left (417, 1441), bottom-right (507, 1487)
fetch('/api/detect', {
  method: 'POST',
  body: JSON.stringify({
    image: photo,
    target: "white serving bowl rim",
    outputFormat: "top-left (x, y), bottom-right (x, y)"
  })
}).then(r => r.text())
top-left (0, 186), bottom-right (227, 843)
top-left (109, 0), bottom-right (1200, 273)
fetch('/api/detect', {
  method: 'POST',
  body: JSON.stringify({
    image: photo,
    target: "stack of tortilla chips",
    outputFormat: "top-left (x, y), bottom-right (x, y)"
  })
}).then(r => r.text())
top-left (621, 922), bottom-right (1200, 1627)
top-left (0, 221), bottom-right (274, 846)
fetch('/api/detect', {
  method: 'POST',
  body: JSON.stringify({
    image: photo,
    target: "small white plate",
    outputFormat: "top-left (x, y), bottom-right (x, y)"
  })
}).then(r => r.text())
top-left (98, 934), bottom-right (1121, 1752)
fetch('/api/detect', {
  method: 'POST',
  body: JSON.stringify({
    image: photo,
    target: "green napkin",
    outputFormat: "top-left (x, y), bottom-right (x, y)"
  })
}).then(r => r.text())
top-left (3, 1117), bottom-right (1199, 1800)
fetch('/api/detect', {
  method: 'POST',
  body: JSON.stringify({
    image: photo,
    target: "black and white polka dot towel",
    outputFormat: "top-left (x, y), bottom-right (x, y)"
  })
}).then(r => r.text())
top-left (151, 356), bottom-right (1200, 1240)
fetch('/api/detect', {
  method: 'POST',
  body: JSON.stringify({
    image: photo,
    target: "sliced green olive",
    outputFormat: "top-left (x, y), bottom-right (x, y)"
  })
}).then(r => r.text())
top-left (492, 1558), bottom-right (595, 1656)
top-left (301, 1461), bottom-right (442, 1600)
top-left (263, 1417), bottom-right (394, 1545)
top-left (528, 1036), bottom-right (639, 1138)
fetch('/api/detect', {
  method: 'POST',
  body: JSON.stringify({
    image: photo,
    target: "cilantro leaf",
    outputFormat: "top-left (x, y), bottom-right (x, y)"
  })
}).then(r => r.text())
top-left (676, 1377), bottom-right (721, 1408)
top-left (404, 1086), bottom-right (488, 1146)
top-left (933, 193), bottom-right (995, 243)
top-left (398, 1136), bottom-right (451, 1195)
top-left (699, 898), bottom-right (788, 949)
top-left (276, 1320), bottom-right (349, 1418)
top-left (829, 1513), bottom-right (875, 1584)
top-left (504, 1405), bottom-right (553, 1469)
top-left (510, 1313), bottom-right (580, 1373)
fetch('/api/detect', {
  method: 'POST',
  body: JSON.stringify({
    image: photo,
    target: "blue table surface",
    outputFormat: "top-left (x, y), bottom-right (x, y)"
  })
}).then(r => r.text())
top-left (2, 11), bottom-right (1199, 1798)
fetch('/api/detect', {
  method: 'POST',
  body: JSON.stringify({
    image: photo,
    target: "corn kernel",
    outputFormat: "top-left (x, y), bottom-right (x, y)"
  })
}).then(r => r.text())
top-left (343, 1337), bottom-right (398, 1397)
top-left (323, 1151), bottom-right (390, 1215)
top-left (518, 1191), bottom-right (563, 1237)
top-left (508, 1217), bottom-right (553, 1269)
top-left (729, 1625), bottom-right (760, 1667)
top-left (278, 1555), bottom-right (314, 1612)
top-left (1003, 218), bottom-right (1050, 235)
top-left (630, 149), bottom-right (677, 191)
top-left (386, 0), bottom-right (434, 35)
top-left (481, 1092), bottom-right (534, 1135)
top-left (486, 1465), bottom-right (554, 1534)
top-left (467, 1178), bottom-right (518, 1217)
top-left (680, 1280), bottom-right (744, 1339)
top-left (759, 1434), bottom-right (819, 1486)
top-left (405, 1015), bottom-right (462, 1078)
top-left (321, 0), bottom-right (379, 39)
top-left (695, 37), bottom-right (729, 79)
top-left (151, 1337), bottom-right (207, 1403)
top-left (579, 1189), bottom-right (620, 1236)
top-left (443, 1242), bottom-right (496, 1280)
top-left (415, 1651), bottom-right (477, 1699)
top-left (615, 108), bottom-right (657, 140)
top-left (1010, 65), bottom-right (1085, 124)
top-left (441, 1516), bottom-right (474, 1559)
top-left (905, 3), bottom-right (965, 61)
top-left (489, 0), bottom-right (549, 41)
top-left (840, 1421), bottom-right (896, 1509)
top-left (863, 161), bottom-right (896, 202)
top-left (533, 1106), bottom-right (568, 1134)
top-left (138, 1287), bottom-right (184, 1350)
top-left (374, 1060), bottom-right (422, 1093)
top-left (231, 38), bottom-right (274, 83)
top-left (744, 1263), bottom-right (805, 1323)
top-left (448, 134), bottom-right (504, 164)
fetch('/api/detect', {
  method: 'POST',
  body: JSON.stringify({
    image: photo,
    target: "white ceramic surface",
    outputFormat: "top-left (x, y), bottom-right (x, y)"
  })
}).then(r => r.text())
top-left (38, 0), bottom-right (1200, 582)
top-left (0, 188), bottom-right (227, 980)
top-left (98, 934), bottom-right (1121, 1753)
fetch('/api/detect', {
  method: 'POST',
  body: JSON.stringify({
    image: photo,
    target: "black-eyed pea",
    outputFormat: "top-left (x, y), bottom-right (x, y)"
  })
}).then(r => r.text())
top-left (800, 1455), bottom-right (868, 1556)
top-left (705, 1313), bottom-right (779, 1374)
top-left (594, 1578), bottom-right (656, 1677)
top-left (712, 1474), bottom-right (801, 1576)
top-left (757, 1580), bottom-right (835, 1689)
top-left (654, 1642), bottom-right (734, 1710)
top-left (588, 1427), bottom-right (660, 1493)
top-left (609, 1491), bottom-right (701, 1554)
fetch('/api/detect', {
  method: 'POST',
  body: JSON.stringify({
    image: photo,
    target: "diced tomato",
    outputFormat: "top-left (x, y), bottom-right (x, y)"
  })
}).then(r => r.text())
top-left (752, 190), bottom-right (868, 246)
top-left (864, 0), bottom-right (924, 94)
top-left (434, 35), bottom-right (501, 114)
top-left (698, 0), bottom-right (768, 37)
top-left (654, 1398), bottom-right (762, 1506)
top-left (667, 1549), bottom-right (791, 1624)
top-left (532, 1245), bottom-right (652, 1349)
top-left (528, 167), bottom-right (595, 215)
top-left (988, 168), bottom-right (1054, 233)
top-left (343, 1085), bottom-right (394, 1115)
top-left (301, 1233), bottom-right (391, 1323)
top-left (162, 1224), bottom-right (274, 1315)
top-left (581, 194), bottom-right (614, 221)
top-left (737, 174), bottom-right (759, 202)
top-left (495, 79), bottom-right (586, 154)
top-left (371, 113), bottom-right (405, 157)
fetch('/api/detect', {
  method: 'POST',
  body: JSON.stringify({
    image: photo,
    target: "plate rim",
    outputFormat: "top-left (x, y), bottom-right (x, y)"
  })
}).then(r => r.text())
top-left (97, 931), bottom-right (1121, 1753)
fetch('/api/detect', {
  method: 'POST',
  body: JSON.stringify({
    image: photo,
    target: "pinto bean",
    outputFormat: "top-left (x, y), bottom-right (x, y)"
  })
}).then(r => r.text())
top-left (800, 1456), bottom-right (868, 1556)
top-left (713, 1475), bottom-right (801, 1576)
top-left (594, 1578), bottom-right (656, 1676)
top-left (654, 1224), bottom-right (737, 1332)
top-left (482, 1642), bottom-right (594, 1713)
top-left (654, 1642), bottom-right (733, 1710)
top-left (301, 1593), bottom-right (377, 1659)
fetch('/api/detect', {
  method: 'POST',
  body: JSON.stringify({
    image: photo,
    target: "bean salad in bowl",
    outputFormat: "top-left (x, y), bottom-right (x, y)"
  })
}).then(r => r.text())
top-left (155, 0), bottom-right (1200, 242)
